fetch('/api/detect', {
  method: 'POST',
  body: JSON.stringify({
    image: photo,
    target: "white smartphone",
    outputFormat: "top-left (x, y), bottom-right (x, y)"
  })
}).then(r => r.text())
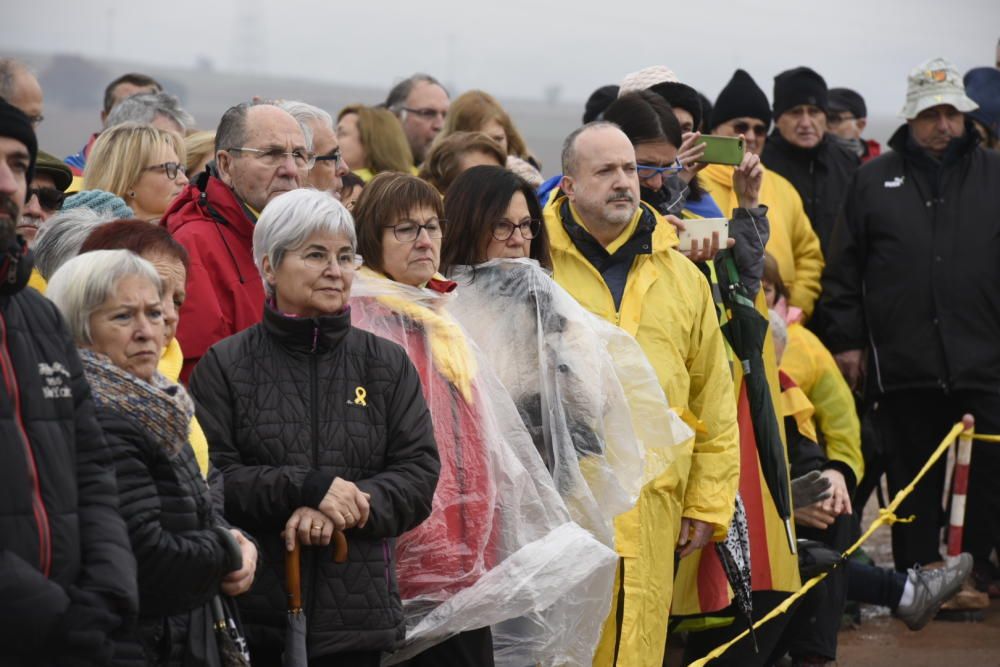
top-left (677, 218), bottom-right (729, 253)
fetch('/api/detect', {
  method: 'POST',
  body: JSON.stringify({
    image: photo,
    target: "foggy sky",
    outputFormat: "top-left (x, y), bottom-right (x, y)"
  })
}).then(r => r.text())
top-left (4, 0), bottom-right (998, 118)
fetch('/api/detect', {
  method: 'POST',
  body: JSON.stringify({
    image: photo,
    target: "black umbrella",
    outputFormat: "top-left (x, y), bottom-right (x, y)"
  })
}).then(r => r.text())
top-left (283, 532), bottom-right (349, 667)
top-left (716, 249), bottom-right (796, 554)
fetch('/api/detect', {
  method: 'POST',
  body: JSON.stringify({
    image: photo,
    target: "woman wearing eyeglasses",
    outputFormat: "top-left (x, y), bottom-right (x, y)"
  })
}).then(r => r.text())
top-left (83, 122), bottom-right (189, 223)
top-left (349, 172), bottom-right (618, 667)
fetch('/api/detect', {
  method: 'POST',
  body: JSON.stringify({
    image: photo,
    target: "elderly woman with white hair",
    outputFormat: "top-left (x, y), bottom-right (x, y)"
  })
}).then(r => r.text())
top-left (46, 249), bottom-right (257, 666)
top-left (188, 188), bottom-right (440, 666)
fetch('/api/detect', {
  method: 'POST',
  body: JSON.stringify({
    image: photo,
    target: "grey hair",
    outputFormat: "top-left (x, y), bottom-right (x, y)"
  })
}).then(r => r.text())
top-left (215, 100), bottom-right (311, 153)
top-left (253, 189), bottom-right (356, 296)
top-left (561, 120), bottom-right (621, 176)
top-left (33, 208), bottom-right (115, 280)
top-left (768, 309), bottom-right (788, 359)
top-left (276, 100), bottom-right (333, 151)
top-left (47, 249), bottom-right (162, 346)
top-left (0, 58), bottom-right (30, 101)
top-left (385, 73), bottom-right (448, 112)
top-left (105, 92), bottom-right (195, 133)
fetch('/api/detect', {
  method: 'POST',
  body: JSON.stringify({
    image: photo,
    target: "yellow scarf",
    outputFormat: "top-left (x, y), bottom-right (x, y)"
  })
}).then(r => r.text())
top-left (158, 337), bottom-right (210, 476)
top-left (358, 268), bottom-right (477, 402)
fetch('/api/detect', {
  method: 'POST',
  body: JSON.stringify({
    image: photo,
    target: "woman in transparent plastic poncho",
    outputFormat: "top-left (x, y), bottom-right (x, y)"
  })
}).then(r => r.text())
top-left (349, 172), bottom-right (618, 667)
top-left (438, 164), bottom-right (690, 544)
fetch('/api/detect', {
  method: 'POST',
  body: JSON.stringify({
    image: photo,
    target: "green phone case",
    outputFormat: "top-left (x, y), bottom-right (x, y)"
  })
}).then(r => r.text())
top-left (698, 135), bottom-right (745, 165)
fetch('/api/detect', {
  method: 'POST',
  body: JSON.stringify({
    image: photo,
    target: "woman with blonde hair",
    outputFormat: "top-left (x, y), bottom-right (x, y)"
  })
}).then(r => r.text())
top-left (183, 130), bottom-right (216, 178)
top-left (336, 104), bottom-right (414, 181)
top-left (83, 122), bottom-right (189, 223)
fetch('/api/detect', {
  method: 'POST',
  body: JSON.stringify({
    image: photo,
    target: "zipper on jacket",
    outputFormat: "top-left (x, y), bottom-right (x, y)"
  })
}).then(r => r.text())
top-left (383, 539), bottom-right (391, 586)
top-left (0, 312), bottom-right (53, 576)
top-left (305, 323), bottom-right (320, 625)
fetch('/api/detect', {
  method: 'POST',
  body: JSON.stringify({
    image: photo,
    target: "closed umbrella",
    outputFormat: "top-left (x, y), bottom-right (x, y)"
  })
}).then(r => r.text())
top-left (284, 532), bottom-right (349, 667)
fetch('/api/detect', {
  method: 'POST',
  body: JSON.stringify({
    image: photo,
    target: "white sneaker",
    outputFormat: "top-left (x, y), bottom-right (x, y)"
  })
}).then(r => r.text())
top-left (895, 553), bottom-right (973, 630)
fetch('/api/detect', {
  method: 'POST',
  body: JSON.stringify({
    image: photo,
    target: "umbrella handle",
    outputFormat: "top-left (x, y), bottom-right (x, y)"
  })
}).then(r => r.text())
top-left (285, 540), bottom-right (302, 612)
top-left (332, 530), bottom-right (348, 563)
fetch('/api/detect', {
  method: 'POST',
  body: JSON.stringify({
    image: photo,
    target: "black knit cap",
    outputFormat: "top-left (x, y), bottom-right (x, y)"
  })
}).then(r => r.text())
top-left (828, 87), bottom-right (867, 119)
top-left (0, 98), bottom-right (37, 184)
top-left (583, 85), bottom-right (620, 124)
top-left (772, 66), bottom-right (828, 119)
top-left (710, 69), bottom-right (772, 130)
top-left (648, 81), bottom-right (702, 131)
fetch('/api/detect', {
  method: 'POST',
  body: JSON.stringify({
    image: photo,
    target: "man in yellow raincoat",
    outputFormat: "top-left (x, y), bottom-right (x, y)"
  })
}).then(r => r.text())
top-left (543, 122), bottom-right (739, 667)
top-left (700, 69), bottom-right (824, 320)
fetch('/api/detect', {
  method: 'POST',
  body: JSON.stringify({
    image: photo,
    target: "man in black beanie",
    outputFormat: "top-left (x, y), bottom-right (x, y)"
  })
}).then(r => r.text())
top-left (701, 69), bottom-right (825, 320)
top-left (0, 97), bottom-right (138, 665)
top-left (761, 66), bottom-right (859, 253)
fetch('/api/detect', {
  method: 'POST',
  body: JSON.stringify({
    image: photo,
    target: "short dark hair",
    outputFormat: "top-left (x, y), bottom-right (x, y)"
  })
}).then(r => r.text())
top-left (418, 131), bottom-right (506, 195)
top-left (353, 172), bottom-right (444, 276)
top-left (440, 165), bottom-right (551, 276)
top-left (79, 219), bottom-right (189, 270)
top-left (603, 91), bottom-right (682, 148)
top-left (385, 73), bottom-right (448, 112)
top-left (103, 73), bottom-right (163, 114)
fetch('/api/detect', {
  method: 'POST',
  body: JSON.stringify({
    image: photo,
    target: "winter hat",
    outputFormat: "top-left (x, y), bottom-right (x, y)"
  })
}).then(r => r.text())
top-left (963, 67), bottom-right (1000, 138)
top-left (0, 98), bottom-right (37, 183)
top-left (899, 57), bottom-right (978, 120)
top-left (773, 67), bottom-right (829, 118)
top-left (35, 151), bottom-right (73, 192)
top-left (828, 88), bottom-right (867, 119)
top-left (62, 190), bottom-right (134, 219)
top-left (648, 81), bottom-right (703, 131)
top-left (710, 69), bottom-right (772, 130)
top-left (619, 65), bottom-right (678, 95)
top-left (583, 85), bottom-right (620, 124)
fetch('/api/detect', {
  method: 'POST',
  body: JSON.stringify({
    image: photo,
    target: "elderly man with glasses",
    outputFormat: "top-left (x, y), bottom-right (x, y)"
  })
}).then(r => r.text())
top-left (278, 100), bottom-right (351, 198)
top-left (163, 100), bottom-right (311, 382)
top-left (386, 73), bottom-right (450, 166)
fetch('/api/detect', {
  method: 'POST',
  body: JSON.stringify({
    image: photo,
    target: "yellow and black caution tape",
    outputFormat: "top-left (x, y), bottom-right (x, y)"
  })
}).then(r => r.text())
top-left (689, 422), bottom-right (971, 667)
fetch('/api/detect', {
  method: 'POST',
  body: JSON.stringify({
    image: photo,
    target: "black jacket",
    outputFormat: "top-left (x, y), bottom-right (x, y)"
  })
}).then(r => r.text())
top-left (189, 306), bottom-right (440, 658)
top-left (0, 246), bottom-right (137, 666)
top-left (762, 132), bottom-right (860, 251)
top-left (820, 123), bottom-right (1000, 395)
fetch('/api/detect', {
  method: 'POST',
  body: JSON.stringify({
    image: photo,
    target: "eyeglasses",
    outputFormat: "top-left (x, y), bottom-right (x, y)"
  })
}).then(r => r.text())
top-left (826, 113), bottom-right (856, 125)
top-left (28, 186), bottom-right (66, 211)
top-left (297, 249), bottom-right (363, 271)
top-left (143, 161), bottom-right (187, 180)
top-left (491, 218), bottom-right (541, 241)
top-left (27, 114), bottom-right (44, 128)
top-left (730, 121), bottom-right (769, 136)
top-left (401, 107), bottom-right (447, 122)
top-left (636, 162), bottom-right (683, 179)
top-left (385, 219), bottom-right (446, 243)
top-left (226, 147), bottom-right (316, 169)
top-left (313, 149), bottom-right (344, 165)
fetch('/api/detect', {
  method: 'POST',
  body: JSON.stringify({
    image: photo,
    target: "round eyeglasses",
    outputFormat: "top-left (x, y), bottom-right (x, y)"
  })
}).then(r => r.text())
top-left (491, 219), bottom-right (541, 241)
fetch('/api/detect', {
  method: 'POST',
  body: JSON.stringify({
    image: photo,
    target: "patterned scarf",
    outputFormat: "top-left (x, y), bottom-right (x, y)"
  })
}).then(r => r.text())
top-left (79, 348), bottom-right (194, 456)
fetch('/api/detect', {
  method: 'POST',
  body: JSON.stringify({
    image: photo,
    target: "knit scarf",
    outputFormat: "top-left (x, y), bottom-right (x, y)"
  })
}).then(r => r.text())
top-left (357, 267), bottom-right (477, 403)
top-left (79, 348), bottom-right (194, 456)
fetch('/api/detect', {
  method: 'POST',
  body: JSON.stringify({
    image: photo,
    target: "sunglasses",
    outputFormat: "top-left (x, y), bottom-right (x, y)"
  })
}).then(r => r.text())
top-left (28, 186), bottom-right (67, 211)
top-left (730, 121), bottom-right (769, 137)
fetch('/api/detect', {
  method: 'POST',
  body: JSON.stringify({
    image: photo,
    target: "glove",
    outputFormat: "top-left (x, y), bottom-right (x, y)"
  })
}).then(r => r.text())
top-left (49, 587), bottom-right (121, 666)
top-left (792, 470), bottom-right (832, 508)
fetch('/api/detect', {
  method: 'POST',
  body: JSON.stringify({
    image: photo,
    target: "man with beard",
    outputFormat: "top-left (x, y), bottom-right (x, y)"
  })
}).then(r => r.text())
top-left (162, 101), bottom-right (310, 381)
top-left (0, 97), bottom-right (138, 666)
top-left (543, 122), bottom-right (739, 666)
top-left (18, 150), bottom-right (72, 247)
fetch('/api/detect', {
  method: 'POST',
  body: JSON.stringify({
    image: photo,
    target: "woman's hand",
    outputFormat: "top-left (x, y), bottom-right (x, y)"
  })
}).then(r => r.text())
top-left (220, 529), bottom-right (257, 596)
top-left (284, 506), bottom-right (335, 551)
top-left (732, 147), bottom-right (763, 209)
top-left (318, 478), bottom-right (371, 531)
top-left (676, 132), bottom-right (708, 184)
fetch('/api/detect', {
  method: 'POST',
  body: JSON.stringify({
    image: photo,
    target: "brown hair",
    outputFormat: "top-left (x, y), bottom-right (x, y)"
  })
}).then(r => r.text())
top-left (418, 131), bottom-right (506, 194)
top-left (80, 219), bottom-right (190, 270)
top-left (337, 104), bottom-right (413, 175)
top-left (353, 172), bottom-right (444, 275)
top-left (438, 90), bottom-right (532, 160)
top-left (762, 252), bottom-right (789, 302)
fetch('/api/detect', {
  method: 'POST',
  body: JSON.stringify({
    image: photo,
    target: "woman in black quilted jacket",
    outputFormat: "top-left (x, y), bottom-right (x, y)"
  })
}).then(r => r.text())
top-left (48, 249), bottom-right (254, 666)
top-left (188, 189), bottom-right (440, 667)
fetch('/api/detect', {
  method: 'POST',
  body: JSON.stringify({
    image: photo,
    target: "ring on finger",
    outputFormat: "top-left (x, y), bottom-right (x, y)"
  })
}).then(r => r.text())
top-left (310, 524), bottom-right (321, 532)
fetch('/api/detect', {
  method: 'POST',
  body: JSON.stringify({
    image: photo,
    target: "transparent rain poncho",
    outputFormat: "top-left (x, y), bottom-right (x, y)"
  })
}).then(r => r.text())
top-left (349, 268), bottom-right (618, 666)
top-left (447, 258), bottom-right (690, 546)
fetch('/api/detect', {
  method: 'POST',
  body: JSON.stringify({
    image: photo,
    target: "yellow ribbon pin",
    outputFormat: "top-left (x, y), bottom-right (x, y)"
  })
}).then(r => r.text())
top-left (354, 386), bottom-right (367, 407)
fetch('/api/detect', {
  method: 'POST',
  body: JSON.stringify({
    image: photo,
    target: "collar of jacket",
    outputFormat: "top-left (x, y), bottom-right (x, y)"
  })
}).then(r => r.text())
top-left (163, 171), bottom-right (257, 239)
top-left (546, 194), bottom-right (679, 255)
top-left (262, 301), bottom-right (352, 353)
top-left (0, 236), bottom-right (33, 297)
top-left (887, 119), bottom-right (981, 168)
top-left (766, 130), bottom-right (827, 163)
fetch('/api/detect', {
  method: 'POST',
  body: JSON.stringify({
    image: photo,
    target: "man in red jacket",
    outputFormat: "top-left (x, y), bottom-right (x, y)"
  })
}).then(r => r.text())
top-left (163, 101), bottom-right (311, 381)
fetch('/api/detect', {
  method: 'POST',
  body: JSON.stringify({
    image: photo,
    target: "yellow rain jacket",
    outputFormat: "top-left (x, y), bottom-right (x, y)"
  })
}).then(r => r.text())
top-left (701, 163), bottom-right (824, 319)
top-left (159, 337), bottom-right (210, 476)
top-left (780, 322), bottom-right (864, 484)
top-left (544, 194), bottom-right (739, 667)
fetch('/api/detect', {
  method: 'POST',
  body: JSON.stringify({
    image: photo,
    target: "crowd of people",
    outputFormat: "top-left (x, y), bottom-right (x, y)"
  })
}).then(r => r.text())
top-left (1, 47), bottom-right (999, 667)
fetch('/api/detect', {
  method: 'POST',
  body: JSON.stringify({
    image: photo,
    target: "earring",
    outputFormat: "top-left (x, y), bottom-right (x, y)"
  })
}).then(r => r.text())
top-left (128, 191), bottom-right (136, 198)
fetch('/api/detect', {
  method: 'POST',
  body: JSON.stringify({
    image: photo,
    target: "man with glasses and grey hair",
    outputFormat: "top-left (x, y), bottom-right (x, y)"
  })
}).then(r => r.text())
top-left (278, 100), bottom-right (350, 198)
top-left (163, 100), bottom-right (311, 381)
top-left (385, 73), bottom-right (450, 165)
